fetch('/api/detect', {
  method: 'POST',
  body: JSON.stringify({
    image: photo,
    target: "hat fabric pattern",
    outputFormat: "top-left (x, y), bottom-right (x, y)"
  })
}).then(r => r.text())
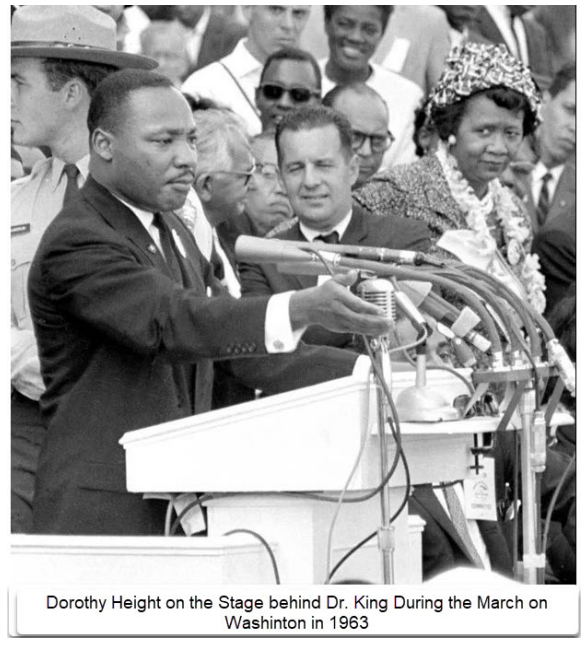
top-left (426, 42), bottom-right (542, 128)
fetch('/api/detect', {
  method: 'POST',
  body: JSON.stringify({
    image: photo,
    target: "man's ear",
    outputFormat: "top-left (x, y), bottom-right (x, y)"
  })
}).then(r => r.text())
top-left (348, 153), bottom-right (360, 187)
top-left (62, 79), bottom-right (88, 111)
top-left (194, 173), bottom-right (213, 202)
top-left (91, 128), bottom-right (115, 162)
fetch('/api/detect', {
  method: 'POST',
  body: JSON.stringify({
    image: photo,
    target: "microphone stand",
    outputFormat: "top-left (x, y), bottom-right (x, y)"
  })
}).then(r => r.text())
top-left (357, 278), bottom-right (396, 585)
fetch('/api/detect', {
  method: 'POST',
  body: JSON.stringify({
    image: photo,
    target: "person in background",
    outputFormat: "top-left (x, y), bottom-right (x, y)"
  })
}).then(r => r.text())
top-left (322, 83), bottom-right (392, 188)
top-left (171, 5), bottom-right (246, 76)
top-left (469, 5), bottom-right (553, 90)
top-left (182, 5), bottom-right (311, 136)
top-left (243, 133), bottom-right (294, 237)
top-left (530, 5), bottom-right (575, 72)
top-left (437, 5), bottom-right (482, 47)
top-left (522, 64), bottom-right (575, 235)
top-left (320, 5), bottom-right (423, 168)
top-left (255, 47), bottom-right (321, 135)
top-left (192, 109), bottom-right (255, 295)
top-left (372, 5), bottom-right (452, 98)
top-left (10, 4), bottom-right (156, 533)
top-left (139, 20), bottom-right (190, 88)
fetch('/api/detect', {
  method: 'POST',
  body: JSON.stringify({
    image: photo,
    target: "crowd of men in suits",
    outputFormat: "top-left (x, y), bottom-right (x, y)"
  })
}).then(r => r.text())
top-left (11, 6), bottom-right (576, 584)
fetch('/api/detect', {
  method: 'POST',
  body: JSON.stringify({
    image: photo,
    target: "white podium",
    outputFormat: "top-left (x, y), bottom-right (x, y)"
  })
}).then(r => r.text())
top-left (120, 366), bottom-right (502, 585)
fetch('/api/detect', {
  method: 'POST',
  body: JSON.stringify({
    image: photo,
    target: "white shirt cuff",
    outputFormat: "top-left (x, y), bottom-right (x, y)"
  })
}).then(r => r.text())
top-left (265, 292), bottom-right (306, 353)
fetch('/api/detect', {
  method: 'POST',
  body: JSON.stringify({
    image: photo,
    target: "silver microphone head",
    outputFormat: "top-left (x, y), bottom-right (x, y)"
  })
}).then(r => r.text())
top-left (357, 277), bottom-right (396, 323)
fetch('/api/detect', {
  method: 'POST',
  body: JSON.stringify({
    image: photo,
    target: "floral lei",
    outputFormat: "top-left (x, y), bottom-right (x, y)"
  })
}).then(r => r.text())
top-left (436, 141), bottom-right (546, 314)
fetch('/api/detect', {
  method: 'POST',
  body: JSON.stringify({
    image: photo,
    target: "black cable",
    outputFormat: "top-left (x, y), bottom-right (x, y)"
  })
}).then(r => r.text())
top-left (223, 529), bottom-right (281, 585)
top-left (327, 446), bottom-right (412, 583)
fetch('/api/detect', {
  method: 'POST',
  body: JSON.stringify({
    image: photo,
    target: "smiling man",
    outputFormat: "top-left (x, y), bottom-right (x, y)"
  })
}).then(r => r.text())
top-left (182, 5), bottom-right (311, 135)
top-left (239, 105), bottom-right (430, 349)
top-left (27, 74), bottom-right (394, 535)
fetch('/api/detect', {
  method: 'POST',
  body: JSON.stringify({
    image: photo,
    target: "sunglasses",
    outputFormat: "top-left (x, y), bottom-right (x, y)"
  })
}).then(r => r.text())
top-left (259, 83), bottom-right (320, 104)
top-left (351, 129), bottom-right (395, 153)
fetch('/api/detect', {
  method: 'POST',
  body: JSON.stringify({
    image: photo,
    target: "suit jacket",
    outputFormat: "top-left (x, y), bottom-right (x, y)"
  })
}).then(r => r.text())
top-left (469, 8), bottom-right (553, 86)
top-left (186, 13), bottom-right (246, 77)
top-left (531, 207), bottom-right (576, 316)
top-left (523, 157), bottom-right (576, 235)
top-left (28, 176), bottom-right (271, 535)
top-left (239, 206), bottom-right (431, 349)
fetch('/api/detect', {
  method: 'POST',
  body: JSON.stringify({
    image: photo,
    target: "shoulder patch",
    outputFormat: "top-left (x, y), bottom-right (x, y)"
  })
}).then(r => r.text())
top-left (11, 223), bottom-right (31, 236)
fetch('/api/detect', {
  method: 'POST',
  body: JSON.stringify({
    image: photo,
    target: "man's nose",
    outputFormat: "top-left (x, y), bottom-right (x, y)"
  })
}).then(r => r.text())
top-left (302, 165), bottom-right (319, 187)
top-left (174, 140), bottom-right (197, 168)
top-left (280, 9), bottom-right (294, 31)
top-left (356, 137), bottom-right (373, 157)
top-left (276, 90), bottom-right (294, 109)
top-left (488, 132), bottom-right (509, 155)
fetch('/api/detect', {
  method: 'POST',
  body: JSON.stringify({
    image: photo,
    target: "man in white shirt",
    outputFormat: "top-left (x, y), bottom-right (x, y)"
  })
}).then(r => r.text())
top-left (10, 4), bottom-right (156, 533)
top-left (182, 5), bottom-right (311, 136)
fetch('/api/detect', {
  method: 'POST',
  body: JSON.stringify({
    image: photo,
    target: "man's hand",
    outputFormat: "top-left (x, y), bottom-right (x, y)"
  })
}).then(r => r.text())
top-left (289, 271), bottom-right (392, 337)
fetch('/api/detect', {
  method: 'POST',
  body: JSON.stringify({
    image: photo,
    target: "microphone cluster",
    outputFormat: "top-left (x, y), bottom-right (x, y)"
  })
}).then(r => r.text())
top-left (235, 235), bottom-right (575, 399)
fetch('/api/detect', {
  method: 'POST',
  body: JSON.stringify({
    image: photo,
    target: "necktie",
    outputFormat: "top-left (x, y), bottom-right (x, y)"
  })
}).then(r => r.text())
top-left (443, 485), bottom-right (485, 568)
top-left (314, 231), bottom-right (340, 245)
top-left (152, 213), bottom-right (184, 284)
top-left (536, 172), bottom-right (553, 227)
top-left (62, 164), bottom-right (80, 207)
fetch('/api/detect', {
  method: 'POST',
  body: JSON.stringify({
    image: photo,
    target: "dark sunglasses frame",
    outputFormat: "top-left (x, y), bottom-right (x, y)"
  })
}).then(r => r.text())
top-left (259, 83), bottom-right (320, 104)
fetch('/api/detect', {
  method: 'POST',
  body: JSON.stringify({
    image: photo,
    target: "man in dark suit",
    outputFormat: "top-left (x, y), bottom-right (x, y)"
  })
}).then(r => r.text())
top-left (239, 105), bottom-right (431, 352)
top-left (27, 71), bottom-right (393, 536)
top-left (469, 6), bottom-right (553, 87)
top-left (172, 5), bottom-right (246, 76)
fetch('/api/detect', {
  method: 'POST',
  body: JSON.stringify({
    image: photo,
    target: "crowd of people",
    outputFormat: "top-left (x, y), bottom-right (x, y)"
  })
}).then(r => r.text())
top-left (11, 6), bottom-right (576, 585)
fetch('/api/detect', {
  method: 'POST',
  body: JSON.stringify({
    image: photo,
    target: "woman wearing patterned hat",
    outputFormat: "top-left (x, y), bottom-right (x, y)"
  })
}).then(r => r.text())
top-left (355, 42), bottom-right (546, 313)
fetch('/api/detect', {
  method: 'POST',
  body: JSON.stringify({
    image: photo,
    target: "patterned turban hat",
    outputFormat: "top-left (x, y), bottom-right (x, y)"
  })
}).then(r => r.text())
top-left (426, 42), bottom-right (542, 129)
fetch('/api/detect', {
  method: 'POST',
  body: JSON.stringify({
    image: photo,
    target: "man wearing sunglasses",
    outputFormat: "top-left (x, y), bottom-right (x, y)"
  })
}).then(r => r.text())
top-left (323, 83), bottom-right (392, 188)
top-left (255, 47), bottom-right (322, 134)
top-left (183, 6), bottom-right (312, 136)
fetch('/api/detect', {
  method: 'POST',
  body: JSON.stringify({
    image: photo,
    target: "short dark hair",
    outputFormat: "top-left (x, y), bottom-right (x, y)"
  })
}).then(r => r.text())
top-left (275, 105), bottom-right (354, 165)
top-left (548, 63), bottom-right (576, 98)
top-left (87, 69), bottom-right (174, 135)
top-left (42, 59), bottom-right (117, 98)
top-left (323, 6), bottom-right (394, 32)
top-left (431, 86), bottom-right (537, 140)
top-left (260, 47), bottom-right (322, 91)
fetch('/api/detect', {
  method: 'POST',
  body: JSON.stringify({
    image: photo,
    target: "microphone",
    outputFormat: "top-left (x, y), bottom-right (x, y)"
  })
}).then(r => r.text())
top-left (398, 281), bottom-right (492, 354)
top-left (356, 277), bottom-right (396, 324)
top-left (235, 235), bottom-right (438, 266)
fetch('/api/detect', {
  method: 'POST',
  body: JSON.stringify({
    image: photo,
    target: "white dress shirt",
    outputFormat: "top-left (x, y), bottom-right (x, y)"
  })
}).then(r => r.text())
top-left (182, 38), bottom-right (262, 136)
top-left (531, 161), bottom-right (565, 210)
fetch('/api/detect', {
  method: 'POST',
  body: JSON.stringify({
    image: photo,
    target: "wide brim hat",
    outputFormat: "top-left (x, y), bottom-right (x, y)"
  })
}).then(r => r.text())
top-left (11, 5), bottom-right (157, 70)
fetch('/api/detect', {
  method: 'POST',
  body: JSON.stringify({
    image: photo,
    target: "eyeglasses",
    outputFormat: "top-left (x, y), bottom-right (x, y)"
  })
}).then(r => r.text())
top-left (351, 129), bottom-right (395, 153)
top-left (253, 163), bottom-right (281, 181)
top-left (259, 83), bottom-right (320, 104)
top-left (209, 166), bottom-right (256, 186)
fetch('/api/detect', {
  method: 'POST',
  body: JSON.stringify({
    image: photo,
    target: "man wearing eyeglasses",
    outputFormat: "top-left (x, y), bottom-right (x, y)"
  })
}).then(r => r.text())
top-left (182, 6), bottom-right (312, 136)
top-left (255, 47), bottom-right (322, 134)
top-left (323, 83), bottom-right (392, 188)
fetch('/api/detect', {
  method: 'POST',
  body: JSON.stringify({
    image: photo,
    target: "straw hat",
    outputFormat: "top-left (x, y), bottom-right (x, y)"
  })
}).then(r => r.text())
top-left (11, 5), bottom-right (157, 70)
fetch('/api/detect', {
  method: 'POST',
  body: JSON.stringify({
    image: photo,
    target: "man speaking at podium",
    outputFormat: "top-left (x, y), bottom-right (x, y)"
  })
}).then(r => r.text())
top-left (27, 70), bottom-right (393, 536)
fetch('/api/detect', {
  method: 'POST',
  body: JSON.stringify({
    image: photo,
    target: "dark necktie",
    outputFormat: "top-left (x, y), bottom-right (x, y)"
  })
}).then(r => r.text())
top-left (536, 172), bottom-right (553, 227)
top-left (443, 485), bottom-right (485, 568)
top-left (152, 213), bottom-right (184, 285)
top-left (62, 163), bottom-right (80, 206)
top-left (314, 231), bottom-right (340, 245)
